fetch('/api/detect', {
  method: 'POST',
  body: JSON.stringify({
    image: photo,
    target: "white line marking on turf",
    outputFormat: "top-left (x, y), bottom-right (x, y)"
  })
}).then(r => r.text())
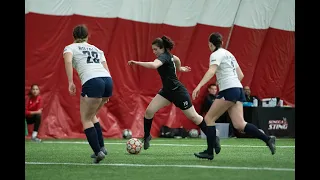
top-left (25, 162), bottom-right (294, 172)
top-left (39, 141), bottom-right (295, 148)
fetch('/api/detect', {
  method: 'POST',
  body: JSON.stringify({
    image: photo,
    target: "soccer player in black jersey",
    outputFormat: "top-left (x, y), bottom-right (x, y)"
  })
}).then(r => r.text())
top-left (128, 35), bottom-right (221, 154)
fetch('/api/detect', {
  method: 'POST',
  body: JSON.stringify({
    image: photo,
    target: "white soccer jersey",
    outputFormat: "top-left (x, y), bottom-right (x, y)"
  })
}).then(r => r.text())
top-left (63, 42), bottom-right (111, 85)
top-left (209, 48), bottom-right (243, 91)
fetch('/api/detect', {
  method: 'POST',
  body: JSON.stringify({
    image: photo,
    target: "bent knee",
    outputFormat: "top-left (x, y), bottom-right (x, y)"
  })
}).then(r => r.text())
top-left (145, 108), bottom-right (156, 119)
top-left (81, 107), bottom-right (99, 122)
top-left (204, 114), bottom-right (219, 123)
top-left (232, 121), bottom-right (247, 131)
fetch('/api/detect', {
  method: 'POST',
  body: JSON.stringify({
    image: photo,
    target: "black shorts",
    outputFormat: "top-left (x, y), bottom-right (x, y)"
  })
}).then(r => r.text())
top-left (216, 87), bottom-right (246, 103)
top-left (158, 86), bottom-right (192, 110)
top-left (81, 77), bottom-right (113, 98)
top-left (26, 114), bottom-right (41, 124)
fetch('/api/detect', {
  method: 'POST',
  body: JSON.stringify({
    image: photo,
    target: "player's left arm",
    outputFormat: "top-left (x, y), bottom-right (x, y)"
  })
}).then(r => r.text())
top-left (63, 50), bottom-right (74, 84)
top-left (128, 59), bottom-right (163, 69)
top-left (173, 55), bottom-right (191, 72)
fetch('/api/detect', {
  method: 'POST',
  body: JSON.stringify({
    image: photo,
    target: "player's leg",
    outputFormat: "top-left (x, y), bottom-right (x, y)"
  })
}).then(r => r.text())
top-left (182, 106), bottom-right (223, 154)
top-left (90, 99), bottom-right (108, 158)
top-left (173, 86), bottom-right (221, 154)
top-left (194, 89), bottom-right (234, 160)
top-left (80, 77), bottom-right (106, 163)
top-left (90, 77), bottom-right (113, 158)
top-left (26, 115), bottom-right (42, 142)
top-left (172, 87), bottom-right (207, 139)
top-left (143, 91), bottom-right (171, 150)
top-left (228, 101), bottom-right (276, 155)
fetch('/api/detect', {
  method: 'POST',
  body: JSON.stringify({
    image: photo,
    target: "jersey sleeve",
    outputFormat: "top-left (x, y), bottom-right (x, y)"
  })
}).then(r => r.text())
top-left (234, 59), bottom-right (239, 68)
top-left (209, 52), bottom-right (222, 66)
top-left (157, 54), bottom-right (168, 64)
top-left (63, 45), bottom-right (73, 55)
top-left (99, 50), bottom-right (106, 63)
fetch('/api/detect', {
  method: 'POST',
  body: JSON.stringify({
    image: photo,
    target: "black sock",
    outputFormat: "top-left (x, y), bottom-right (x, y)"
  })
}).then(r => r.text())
top-left (197, 119), bottom-right (207, 136)
top-left (33, 114), bottom-right (41, 131)
top-left (206, 126), bottom-right (216, 155)
top-left (94, 122), bottom-right (104, 148)
top-left (84, 127), bottom-right (101, 155)
top-left (244, 123), bottom-right (269, 143)
top-left (144, 117), bottom-right (153, 139)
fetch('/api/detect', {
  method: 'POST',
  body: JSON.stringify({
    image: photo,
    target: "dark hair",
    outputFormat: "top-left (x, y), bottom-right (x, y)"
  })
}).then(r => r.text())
top-left (209, 32), bottom-right (223, 50)
top-left (208, 83), bottom-right (217, 88)
top-left (73, 24), bottom-right (89, 43)
top-left (28, 84), bottom-right (40, 98)
top-left (152, 35), bottom-right (174, 51)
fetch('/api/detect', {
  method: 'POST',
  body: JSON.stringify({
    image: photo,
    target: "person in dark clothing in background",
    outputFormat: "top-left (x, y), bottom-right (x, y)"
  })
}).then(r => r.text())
top-left (200, 84), bottom-right (218, 115)
top-left (244, 86), bottom-right (259, 102)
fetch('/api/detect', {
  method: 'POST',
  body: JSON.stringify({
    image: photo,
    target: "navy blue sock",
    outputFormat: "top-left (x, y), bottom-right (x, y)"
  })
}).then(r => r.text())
top-left (94, 122), bottom-right (104, 148)
top-left (206, 126), bottom-right (216, 155)
top-left (84, 127), bottom-right (101, 155)
top-left (144, 117), bottom-right (153, 139)
top-left (244, 123), bottom-right (269, 143)
top-left (197, 119), bottom-right (207, 135)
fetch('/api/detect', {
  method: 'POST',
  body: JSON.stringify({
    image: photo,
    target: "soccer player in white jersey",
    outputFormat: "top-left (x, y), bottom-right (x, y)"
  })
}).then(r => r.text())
top-left (192, 32), bottom-right (276, 160)
top-left (63, 24), bottom-right (113, 163)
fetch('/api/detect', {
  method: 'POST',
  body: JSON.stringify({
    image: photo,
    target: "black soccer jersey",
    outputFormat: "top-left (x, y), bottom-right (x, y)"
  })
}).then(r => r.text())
top-left (156, 52), bottom-right (182, 90)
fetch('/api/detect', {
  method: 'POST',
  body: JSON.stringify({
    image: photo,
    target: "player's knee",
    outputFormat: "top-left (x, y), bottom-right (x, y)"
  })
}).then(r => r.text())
top-left (81, 108), bottom-right (97, 122)
top-left (204, 114), bottom-right (219, 123)
top-left (232, 121), bottom-right (246, 131)
top-left (145, 108), bottom-right (155, 119)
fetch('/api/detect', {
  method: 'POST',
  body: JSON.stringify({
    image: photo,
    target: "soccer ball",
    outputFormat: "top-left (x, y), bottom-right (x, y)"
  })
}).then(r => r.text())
top-left (122, 129), bottom-right (132, 139)
top-left (126, 138), bottom-right (143, 154)
top-left (189, 129), bottom-right (199, 138)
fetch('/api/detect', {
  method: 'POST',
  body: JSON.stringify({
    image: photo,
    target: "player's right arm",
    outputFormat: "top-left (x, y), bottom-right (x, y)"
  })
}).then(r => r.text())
top-left (192, 52), bottom-right (221, 100)
top-left (128, 59), bottom-right (163, 69)
top-left (63, 47), bottom-right (73, 84)
top-left (63, 46), bottom-right (76, 95)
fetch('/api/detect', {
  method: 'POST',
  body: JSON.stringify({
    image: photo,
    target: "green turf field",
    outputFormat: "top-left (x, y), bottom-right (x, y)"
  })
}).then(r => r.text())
top-left (25, 138), bottom-right (295, 180)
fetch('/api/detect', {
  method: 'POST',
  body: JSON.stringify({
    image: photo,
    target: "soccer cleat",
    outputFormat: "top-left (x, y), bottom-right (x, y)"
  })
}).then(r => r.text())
top-left (143, 135), bottom-right (152, 150)
top-left (199, 136), bottom-right (221, 155)
top-left (91, 147), bottom-right (107, 158)
top-left (198, 149), bottom-right (208, 155)
top-left (31, 137), bottom-right (42, 143)
top-left (266, 136), bottom-right (276, 155)
top-left (93, 151), bottom-right (105, 164)
top-left (194, 152), bottom-right (214, 160)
